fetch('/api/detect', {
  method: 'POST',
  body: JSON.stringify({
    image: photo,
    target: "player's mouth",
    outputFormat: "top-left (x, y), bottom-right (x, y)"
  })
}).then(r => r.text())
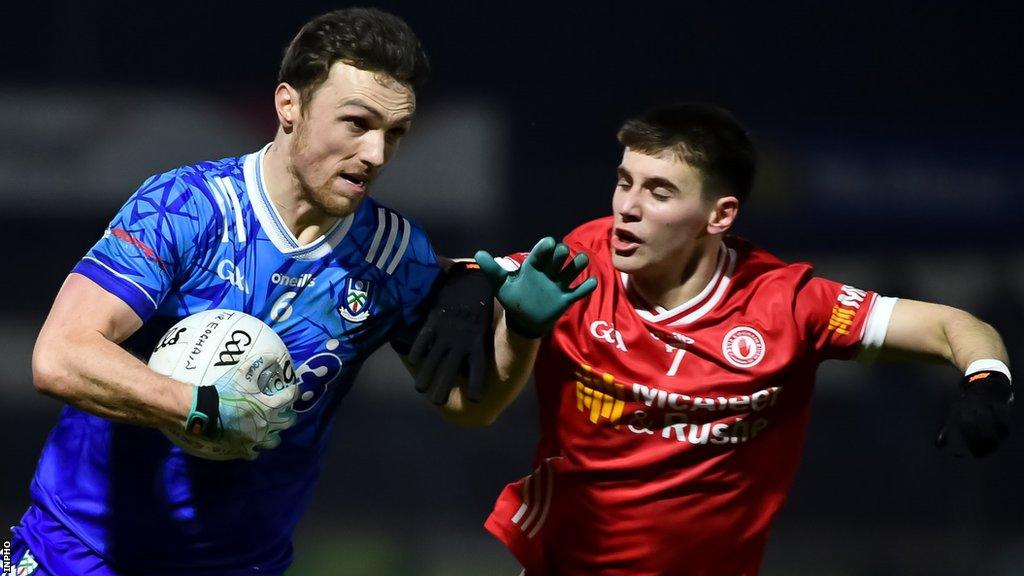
top-left (338, 172), bottom-right (370, 195)
top-left (612, 227), bottom-right (642, 255)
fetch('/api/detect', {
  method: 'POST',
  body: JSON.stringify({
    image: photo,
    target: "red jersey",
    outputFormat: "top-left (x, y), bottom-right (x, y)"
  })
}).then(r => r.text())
top-left (485, 217), bottom-right (895, 576)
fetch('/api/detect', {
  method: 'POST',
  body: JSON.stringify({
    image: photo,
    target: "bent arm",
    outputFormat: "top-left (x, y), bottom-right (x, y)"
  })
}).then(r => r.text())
top-left (879, 298), bottom-right (1009, 371)
top-left (32, 273), bottom-right (193, 429)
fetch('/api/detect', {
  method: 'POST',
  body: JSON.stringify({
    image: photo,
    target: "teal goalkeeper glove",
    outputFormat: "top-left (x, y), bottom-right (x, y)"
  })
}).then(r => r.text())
top-left (476, 237), bottom-right (597, 338)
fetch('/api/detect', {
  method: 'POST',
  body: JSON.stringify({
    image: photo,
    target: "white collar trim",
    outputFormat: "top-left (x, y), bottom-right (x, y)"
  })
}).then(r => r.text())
top-left (625, 243), bottom-right (736, 326)
top-left (243, 144), bottom-right (354, 261)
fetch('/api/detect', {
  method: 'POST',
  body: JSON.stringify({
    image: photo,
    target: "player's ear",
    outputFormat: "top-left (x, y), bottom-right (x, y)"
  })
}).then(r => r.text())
top-left (707, 195), bottom-right (739, 235)
top-left (275, 83), bottom-right (301, 131)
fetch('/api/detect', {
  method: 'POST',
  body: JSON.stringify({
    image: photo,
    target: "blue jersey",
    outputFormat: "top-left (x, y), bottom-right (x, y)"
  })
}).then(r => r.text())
top-left (23, 144), bottom-right (441, 575)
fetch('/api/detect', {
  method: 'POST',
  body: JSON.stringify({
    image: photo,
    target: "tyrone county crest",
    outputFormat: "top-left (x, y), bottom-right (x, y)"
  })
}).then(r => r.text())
top-left (339, 277), bottom-right (374, 322)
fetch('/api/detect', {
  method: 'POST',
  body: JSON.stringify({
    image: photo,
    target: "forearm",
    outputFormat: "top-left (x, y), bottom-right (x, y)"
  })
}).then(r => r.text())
top-left (941, 311), bottom-right (1009, 372)
top-left (32, 329), bottom-right (192, 429)
top-left (441, 312), bottom-right (540, 426)
top-left (882, 300), bottom-right (1010, 373)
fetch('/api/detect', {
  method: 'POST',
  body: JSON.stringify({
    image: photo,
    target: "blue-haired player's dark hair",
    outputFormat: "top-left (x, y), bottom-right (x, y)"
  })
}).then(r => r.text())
top-left (617, 103), bottom-right (756, 203)
top-left (279, 7), bottom-right (430, 108)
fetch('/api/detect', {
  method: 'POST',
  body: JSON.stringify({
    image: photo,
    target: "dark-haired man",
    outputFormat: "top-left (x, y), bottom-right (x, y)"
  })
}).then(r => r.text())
top-left (429, 103), bottom-right (1012, 575)
top-left (10, 8), bottom-right (445, 575)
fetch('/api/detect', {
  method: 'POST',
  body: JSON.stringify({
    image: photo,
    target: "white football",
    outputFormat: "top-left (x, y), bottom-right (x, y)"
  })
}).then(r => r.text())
top-left (148, 309), bottom-right (294, 460)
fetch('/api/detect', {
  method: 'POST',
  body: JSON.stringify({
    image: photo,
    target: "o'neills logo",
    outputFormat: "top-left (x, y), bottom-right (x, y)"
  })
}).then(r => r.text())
top-left (722, 326), bottom-right (766, 368)
top-left (272, 272), bottom-right (315, 288)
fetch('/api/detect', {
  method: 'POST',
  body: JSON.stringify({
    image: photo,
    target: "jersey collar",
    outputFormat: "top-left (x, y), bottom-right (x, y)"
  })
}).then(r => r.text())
top-left (622, 242), bottom-right (736, 327)
top-left (244, 143), bottom-right (354, 261)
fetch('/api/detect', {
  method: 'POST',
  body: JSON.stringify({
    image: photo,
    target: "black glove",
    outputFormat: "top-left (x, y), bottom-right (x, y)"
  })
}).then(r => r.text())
top-left (409, 261), bottom-right (495, 405)
top-left (935, 370), bottom-right (1012, 457)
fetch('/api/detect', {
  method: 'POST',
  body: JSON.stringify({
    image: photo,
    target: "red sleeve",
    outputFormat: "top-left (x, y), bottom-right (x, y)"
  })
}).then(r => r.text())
top-left (495, 218), bottom-right (611, 272)
top-left (794, 276), bottom-right (880, 361)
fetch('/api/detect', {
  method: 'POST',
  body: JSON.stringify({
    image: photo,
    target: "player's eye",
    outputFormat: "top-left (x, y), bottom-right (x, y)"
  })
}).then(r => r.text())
top-left (343, 117), bottom-right (370, 132)
top-left (651, 189), bottom-right (672, 201)
top-left (615, 179), bottom-right (631, 190)
top-left (386, 126), bottom-right (408, 141)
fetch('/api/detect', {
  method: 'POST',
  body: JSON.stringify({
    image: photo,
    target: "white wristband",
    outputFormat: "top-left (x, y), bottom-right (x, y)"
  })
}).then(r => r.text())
top-left (964, 359), bottom-right (1012, 383)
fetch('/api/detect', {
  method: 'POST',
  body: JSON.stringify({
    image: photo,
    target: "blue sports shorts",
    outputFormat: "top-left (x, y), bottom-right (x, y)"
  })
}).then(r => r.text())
top-left (9, 506), bottom-right (115, 576)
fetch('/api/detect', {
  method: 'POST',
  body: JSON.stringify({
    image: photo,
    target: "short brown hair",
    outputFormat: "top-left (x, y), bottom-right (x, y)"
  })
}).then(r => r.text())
top-left (617, 103), bottom-right (756, 202)
top-left (278, 8), bottom-right (430, 108)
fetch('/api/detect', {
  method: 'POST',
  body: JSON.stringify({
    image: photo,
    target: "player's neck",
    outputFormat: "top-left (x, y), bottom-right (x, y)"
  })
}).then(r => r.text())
top-left (262, 141), bottom-right (339, 246)
top-left (627, 240), bottom-right (722, 312)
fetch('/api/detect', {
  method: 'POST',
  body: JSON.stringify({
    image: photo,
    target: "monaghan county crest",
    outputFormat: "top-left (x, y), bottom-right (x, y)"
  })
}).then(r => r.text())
top-left (339, 277), bottom-right (374, 322)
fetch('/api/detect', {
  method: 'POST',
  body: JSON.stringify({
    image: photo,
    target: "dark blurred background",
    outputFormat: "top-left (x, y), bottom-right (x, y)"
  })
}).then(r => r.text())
top-left (2, 1), bottom-right (1023, 574)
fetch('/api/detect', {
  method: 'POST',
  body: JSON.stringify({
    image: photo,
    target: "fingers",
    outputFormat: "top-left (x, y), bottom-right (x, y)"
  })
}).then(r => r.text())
top-left (523, 237), bottom-right (557, 273)
top-left (259, 430), bottom-right (283, 451)
top-left (557, 252), bottom-right (590, 287)
top-left (961, 406), bottom-right (1000, 457)
top-left (431, 352), bottom-right (463, 405)
top-left (271, 406), bottom-right (298, 429)
top-left (408, 325), bottom-right (436, 364)
top-left (231, 438), bottom-right (260, 461)
top-left (414, 343), bottom-right (448, 393)
top-left (565, 277), bottom-right (598, 303)
top-left (546, 243), bottom-right (571, 277)
top-left (475, 250), bottom-right (509, 289)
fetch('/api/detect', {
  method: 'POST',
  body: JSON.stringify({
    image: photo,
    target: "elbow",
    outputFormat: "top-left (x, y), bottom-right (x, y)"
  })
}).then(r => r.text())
top-left (32, 337), bottom-right (73, 399)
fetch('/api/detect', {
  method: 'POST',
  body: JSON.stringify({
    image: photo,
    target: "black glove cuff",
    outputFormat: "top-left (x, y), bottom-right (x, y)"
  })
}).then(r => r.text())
top-left (962, 370), bottom-right (1013, 403)
top-left (440, 260), bottom-right (493, 313)
top-left (186, 385), bottom-right (221, 438)
top-left (446, 260), bottom-right (484, 280)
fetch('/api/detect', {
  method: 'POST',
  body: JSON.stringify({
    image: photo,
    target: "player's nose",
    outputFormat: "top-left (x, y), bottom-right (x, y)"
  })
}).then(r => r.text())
top-left (359, 131), bottom-right (387, 168)
top-left (614, 189), bottom-right (641, 221)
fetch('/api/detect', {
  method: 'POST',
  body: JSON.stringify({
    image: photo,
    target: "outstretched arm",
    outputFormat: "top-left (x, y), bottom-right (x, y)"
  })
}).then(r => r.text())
top-left (880, 298), bottom-right (1011, 457)
top-left (880, 299), bottom-right (1008, 368)
top-left (407, 238), bottom-right (596, 426)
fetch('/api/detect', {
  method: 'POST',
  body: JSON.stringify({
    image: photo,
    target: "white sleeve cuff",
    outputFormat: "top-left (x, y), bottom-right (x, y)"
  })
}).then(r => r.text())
top-left (856, 296), bottom-right (899, 363)
top-left (494, 256), bottom-right (521, 272)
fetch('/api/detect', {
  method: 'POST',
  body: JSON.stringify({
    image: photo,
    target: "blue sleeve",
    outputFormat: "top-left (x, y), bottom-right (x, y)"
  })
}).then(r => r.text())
top-left (72, 170), bottom-right (217, 321)
top-left (387, 222), bottom-right (441, 355)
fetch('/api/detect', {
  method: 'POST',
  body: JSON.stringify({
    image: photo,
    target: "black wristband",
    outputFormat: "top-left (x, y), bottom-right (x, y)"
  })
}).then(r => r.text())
top-left (186, 385), bottom-right (221, 438)
top-left (962, 370), bottom-right (1013, 402)
top-left (448, 260), bottom-right (543, 338)
top-left (447, 260), bottom-right (483, 279)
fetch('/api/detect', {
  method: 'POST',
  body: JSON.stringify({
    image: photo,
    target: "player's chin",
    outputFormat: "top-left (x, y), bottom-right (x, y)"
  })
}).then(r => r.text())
top-left (317, 189), bottom-right (365, 218)
top-left (611, 251), bottom-right (644, 273)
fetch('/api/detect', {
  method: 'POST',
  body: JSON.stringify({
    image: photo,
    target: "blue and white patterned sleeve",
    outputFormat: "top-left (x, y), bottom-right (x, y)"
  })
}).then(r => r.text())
top-left (387, 221), bottom-right (442, 355)
top-left (72, 169), bottom-right (216, 322)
